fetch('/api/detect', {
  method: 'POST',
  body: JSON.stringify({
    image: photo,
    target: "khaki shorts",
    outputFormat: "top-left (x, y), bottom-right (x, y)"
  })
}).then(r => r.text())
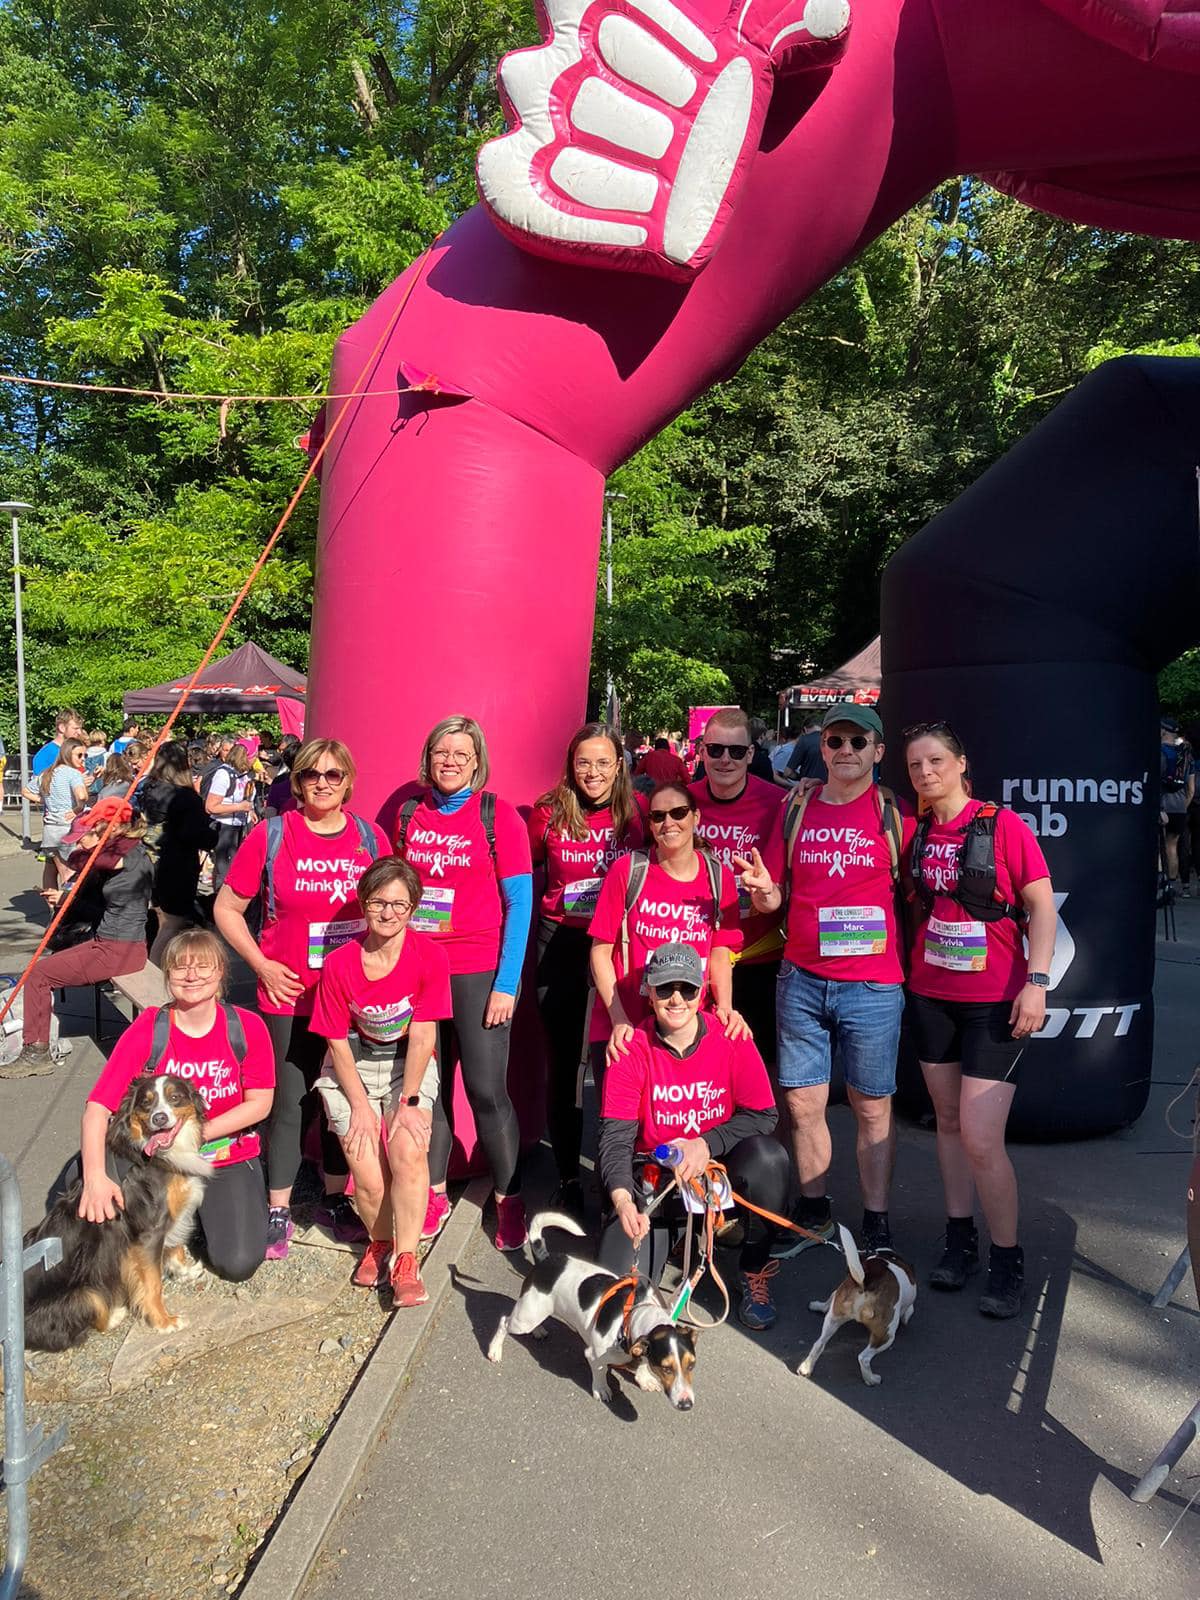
top-left (315, 1044), bottom-right (439, 1137)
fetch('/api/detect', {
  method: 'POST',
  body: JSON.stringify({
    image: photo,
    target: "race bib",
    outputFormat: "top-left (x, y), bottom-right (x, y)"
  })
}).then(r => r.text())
top-left (925, 916), bottom-right (988, 973)
top-left (307, 917), bottom-right (367, 970)
top-left (562, 876), bottom-right (603, 919)
top-left (737, 883), bottom-right (753, 920)
top-left (818, 906), bottom-right (887, 958)
top-left (410, 885), bottom-right (454, 935)
top-left (354, 997), bottom-right (414, 1043)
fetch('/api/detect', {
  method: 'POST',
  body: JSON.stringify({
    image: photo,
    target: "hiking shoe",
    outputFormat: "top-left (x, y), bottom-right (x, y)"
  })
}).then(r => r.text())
top-left (550, 1178), bottom-right (586, 1220)
top-left (861, 1217), bottom-right (894, 1255)
top-left (979, 1248), bottom-right (1024, 1319)
top-left (389, 1251), bottom-right (429, 1308)
top-left (265, 1207), bottom-right (294, 1261)
top-left (738, 1260), bottom-right (780, 1330)
top-left (0, 1044), bottom-right (54, 1079)
top-left (929, 1227), bottom-right (980, 1290)
top-left (352, 1238), bottom-right (393, 1289)
top-left (770, 1213), bottom-right (835, 1260)
top-left (314, 1192), bottom-right (367, 1244)
top-left (420, 1189), bottom-right (451, 1242)
top-left (494, 1194), bottom-right (528, 1252)
top-left (715, 1215), bottom-right (745, 1250)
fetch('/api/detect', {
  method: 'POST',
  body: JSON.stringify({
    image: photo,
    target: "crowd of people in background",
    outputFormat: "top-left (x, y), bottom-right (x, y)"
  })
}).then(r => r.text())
top-left (0, 700), bottom-right (1065, 1334)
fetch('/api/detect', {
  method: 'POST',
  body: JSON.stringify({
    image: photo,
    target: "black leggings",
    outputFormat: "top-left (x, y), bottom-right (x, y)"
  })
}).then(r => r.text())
top-left (210, 823), bottom-right (245, 894)
top-left (263, 1011), bottom-right (347, 1191)
top-left (431, 969), bottom-right (521, 1196)
top-left (535, 918), bottom-right (594, 1182)
top-left (599, 1134), bottom-right (790, 1279)
top-left (197, 1158), bottom-right (269, 1280)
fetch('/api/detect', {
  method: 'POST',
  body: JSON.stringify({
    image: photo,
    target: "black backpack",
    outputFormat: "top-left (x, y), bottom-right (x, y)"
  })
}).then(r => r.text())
top-left (147, 1002), bottom-right (247, 1068)
top-left (909, 802), bottom-right (1024, 926)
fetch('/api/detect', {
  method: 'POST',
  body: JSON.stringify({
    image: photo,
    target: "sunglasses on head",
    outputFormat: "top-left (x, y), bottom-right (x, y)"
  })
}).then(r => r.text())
top-left (651, 980), bottom-right (700, 1001)
top-left (822, 733), bottom-right (871, 751)
top-left (298, 767), bottom-right (346, 784)
top-left (647, 804), bottom-right (692, 825)
top-left (902, 720), bottom-right (959, 743)
top-left (704, 741), bottom-right (749, 760)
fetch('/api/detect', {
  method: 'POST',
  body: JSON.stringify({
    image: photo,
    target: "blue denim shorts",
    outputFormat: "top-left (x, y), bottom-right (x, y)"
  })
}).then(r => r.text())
top-left (775, 960), bottom-right (904, 1095)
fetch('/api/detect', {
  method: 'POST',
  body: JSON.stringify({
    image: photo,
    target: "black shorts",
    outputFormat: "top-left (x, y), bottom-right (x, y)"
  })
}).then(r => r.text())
top-left (907, 993), bottom-right (1026, 1083)
top-left (732, 958), bottom-right (780, 1065)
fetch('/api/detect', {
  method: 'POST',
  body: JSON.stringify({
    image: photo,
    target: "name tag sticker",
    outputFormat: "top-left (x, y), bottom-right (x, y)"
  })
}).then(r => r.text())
top-left (562, 876), bottom-right (603, 918)
top-left (925, 916), bottom-right (988, 972)
top-left (307, 917), bottom-right (367, 970)
top-left (818, 905), bottom-right (887, 958)
top-left (354, 998), bottom-right (414, 1043)
top-left (410, 885), bottom-right (454, 935)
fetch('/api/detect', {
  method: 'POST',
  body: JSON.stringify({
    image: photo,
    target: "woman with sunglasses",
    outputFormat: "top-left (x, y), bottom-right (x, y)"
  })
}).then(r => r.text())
top-left (310, 858), bottom-right (452, 1307)
top-left (215, 738), bottom-right (388, 1260)
top-left (589, 782), bottom-right (744, 1077)
top-left (40, 737), bottom-right (90, 888)
top-left (529, 722), bottom-right (643, 1215)
top-left (598, 942), bottom-right (790, 1330)
top-left (394, 715), bottom-right (533, 1252)
top-left (902, 722), bottom-right (1056, 1320)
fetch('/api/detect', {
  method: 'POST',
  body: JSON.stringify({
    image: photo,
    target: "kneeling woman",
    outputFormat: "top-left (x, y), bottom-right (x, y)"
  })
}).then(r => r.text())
top-left (598, 943), bottom-right (791, 1331)
top-left (309, 858), bottom-right (452, 1308)
top-left (903, 722), bottom-right (1057, 1320)
top-left (78, 930), bottom-right (274, 1280)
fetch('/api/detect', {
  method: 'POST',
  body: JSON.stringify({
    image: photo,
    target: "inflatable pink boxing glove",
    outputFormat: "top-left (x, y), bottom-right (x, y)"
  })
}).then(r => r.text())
top-left (476, 0), bottom-right (850, 279)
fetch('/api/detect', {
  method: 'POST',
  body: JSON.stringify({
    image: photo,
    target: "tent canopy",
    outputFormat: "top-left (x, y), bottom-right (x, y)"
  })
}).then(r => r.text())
top-left (123, 641), bottom-right (306, 716)
top-left (780, 637), bottom-right (881, 707)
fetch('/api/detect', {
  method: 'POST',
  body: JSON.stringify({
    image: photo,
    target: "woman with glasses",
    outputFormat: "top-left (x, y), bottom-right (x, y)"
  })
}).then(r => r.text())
top-left (902, 722), bottom-right (1056, 1320)
top-left (394, 715), bottom-right (533, 1252)
top-left (310, 858), bottom-right (451, 1306)
top-left (77, 929), bottom-right (274, 1280)
top-left (215, 738), bottom-right (388, 1260)
top-left (589, 782), bottom-right (745, 1078)
top-left (529, 722), bottom-right (643, 1215)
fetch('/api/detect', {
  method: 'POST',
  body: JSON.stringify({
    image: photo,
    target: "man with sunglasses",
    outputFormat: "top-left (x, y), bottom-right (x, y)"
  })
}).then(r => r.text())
top-left (689, 709), bottom-right (787, 1060)
top-left (742, 705), bottom-right (914, 1257)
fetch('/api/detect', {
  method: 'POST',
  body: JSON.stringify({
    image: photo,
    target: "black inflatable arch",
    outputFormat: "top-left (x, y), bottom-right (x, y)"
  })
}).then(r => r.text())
top-left (881, 356), bottom-right (1200, 1138)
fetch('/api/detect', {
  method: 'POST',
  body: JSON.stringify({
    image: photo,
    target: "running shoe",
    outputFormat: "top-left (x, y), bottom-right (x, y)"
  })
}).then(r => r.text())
top-left (315, 1192), bottom-right (368, 1244)
top-left (420, 1189), bottom-right (452, 1242)
top-left (389, 1251), bottom-right (429, 1308)
top-left (265, 1206), bottom-right (294, 1261)
top-left (769, 1213), bottom-right (835, 1260)
top-left (494, 1194), bottom-right (528, 1252)
top-left (352, 1238), bottom-right (393, 1289)
top-left (738, 1260), bottom-right (780, 1330)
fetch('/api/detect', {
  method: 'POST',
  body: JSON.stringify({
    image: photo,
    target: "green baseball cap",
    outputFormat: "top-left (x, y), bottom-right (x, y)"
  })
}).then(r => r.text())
top-left (821, 704), bottom-right (884, 739)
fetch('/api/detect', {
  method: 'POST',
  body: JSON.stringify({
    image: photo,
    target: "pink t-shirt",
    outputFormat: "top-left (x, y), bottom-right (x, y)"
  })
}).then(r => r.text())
top-left (529, 801), bottom-right (644, 927)
top-left (89, 1005), bottom-right (274, 1167)
top-left (761, 784), bottom-right (915, 984)
top-left (601, 1016), bottom-right (774, 1149)
top-left (309, 931), bottom-right (453, 1046)
top-left (393, 791), bottom-right (531, 975)
top-left (689, 775), bottom-right (786, 965)
top-left (907, 800), bottom-right (1050, 1003)
top-left (224, 811), bottom-right (390, 1015)
top-left (587, 852), bottom-right (743, 1040)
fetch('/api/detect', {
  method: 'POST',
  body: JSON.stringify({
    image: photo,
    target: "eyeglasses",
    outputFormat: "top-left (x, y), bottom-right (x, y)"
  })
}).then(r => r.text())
top-left (430, 749), bottom-right (474, 767)
top-left (364, 899), bottom-right (413, 917)
top-left (902, 720), bottom-right (959, 744)
top-left (574, 759), bottom-right (615, 775)
top-left (170, 963), bottom-right (218, 978)
top-left (651, 981), bottom-right (700, 1001)
top-left (822, 734), bottom-right (872, 752)
top-left (704, 742), bottom-right (749, 760)
top-left (298, 767), bottom-right (346, 785)
top-left (647, 804), bottom-right (692, 825)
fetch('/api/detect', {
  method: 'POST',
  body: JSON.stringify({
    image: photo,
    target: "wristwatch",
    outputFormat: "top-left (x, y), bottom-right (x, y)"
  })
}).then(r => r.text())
top-left (402, 1094), bottom-right (421, 1107)
top-left (1026, 972), bottom-right (1050, 988)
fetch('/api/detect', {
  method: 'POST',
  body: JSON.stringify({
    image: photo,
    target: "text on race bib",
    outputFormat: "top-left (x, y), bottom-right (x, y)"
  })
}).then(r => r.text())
top-left (817, 906), bottom-right (887, 959)
top-left (307, 918), bottom-right (367, 970)
top-left (410, 885), bottom-right (454, 934)
top-left (925, 916), bottom-right (988, 973)
top-left (562, 876), bottom-right (603, 917)
top-left (353, 997), bottom-right (414, 1043)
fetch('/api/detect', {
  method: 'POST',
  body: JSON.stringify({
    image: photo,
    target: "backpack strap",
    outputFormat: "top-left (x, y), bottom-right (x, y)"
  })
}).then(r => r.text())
top-left (620, 850), bottom-right (651, 977)
top-left (147, 1005), bottom-right (173, 1072)
top-left (480, 791), bottom-right (498, 869)
top-left (350, 813), bottom-right (381, 862)
top-left (263, 813), bottom-right (286, 922)
top-left (221, 1002), bottom-right (247, 1062)
top-left (702, 849), bottom-right (724, 926)
top-left (397, 797), bottom-right (420, 854)
top-left (875, 785), bottom-right (904, 885)
top-left (780, 779), bottom-right (820, 905)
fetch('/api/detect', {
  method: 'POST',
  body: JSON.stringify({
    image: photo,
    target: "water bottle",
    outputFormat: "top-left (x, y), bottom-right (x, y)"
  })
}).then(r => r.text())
top-left (653, 1144), bottom-right (684, 1167)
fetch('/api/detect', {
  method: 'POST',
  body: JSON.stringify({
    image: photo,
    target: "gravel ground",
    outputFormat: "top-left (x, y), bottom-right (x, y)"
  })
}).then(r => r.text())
top-left (1, 1192), bottom-right (433, 1600)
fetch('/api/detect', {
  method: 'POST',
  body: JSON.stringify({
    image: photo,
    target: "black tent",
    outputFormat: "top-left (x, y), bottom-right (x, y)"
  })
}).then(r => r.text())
top-left (123, 641), bottom-right (306, 716)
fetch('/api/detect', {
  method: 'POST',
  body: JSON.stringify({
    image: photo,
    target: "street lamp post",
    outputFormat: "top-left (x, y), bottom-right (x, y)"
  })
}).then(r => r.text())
top-left (603, 491), bottom-right (626, 721)
top-left (0, 502), bottom-right (34, 846)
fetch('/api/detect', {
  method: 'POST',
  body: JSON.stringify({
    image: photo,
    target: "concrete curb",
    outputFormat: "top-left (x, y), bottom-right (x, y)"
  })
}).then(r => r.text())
top-left (239, 1177), bottom-right (489, 1600)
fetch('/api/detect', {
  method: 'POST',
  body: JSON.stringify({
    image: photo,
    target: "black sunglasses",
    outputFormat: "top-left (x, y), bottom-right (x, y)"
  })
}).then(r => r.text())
top-left (822, 733), bottom-right (871, 751)
top-left (902, 720), bottom-right (960, 744)
top-left (651, 981), bottom-right (700, 1001)
top-left (647, 804), bottom-right (692, 825)
top-left (704, 742), bottom-right (749, 760)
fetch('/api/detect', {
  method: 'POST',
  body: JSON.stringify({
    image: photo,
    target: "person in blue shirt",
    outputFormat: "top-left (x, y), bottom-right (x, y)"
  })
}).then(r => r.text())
top-left (28, 709), bottom-right (84, 790)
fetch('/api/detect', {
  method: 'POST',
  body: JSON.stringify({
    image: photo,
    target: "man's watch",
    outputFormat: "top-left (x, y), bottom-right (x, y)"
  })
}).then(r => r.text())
top-left (1026, 972), bottom-right (1051, 988)
top-left (401, 1094), bottom-right (421, 1107)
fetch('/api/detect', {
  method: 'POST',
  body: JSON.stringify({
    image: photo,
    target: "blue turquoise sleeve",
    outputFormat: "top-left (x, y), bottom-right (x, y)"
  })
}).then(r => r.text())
top-left (494, 873), bottom-right (533, 995)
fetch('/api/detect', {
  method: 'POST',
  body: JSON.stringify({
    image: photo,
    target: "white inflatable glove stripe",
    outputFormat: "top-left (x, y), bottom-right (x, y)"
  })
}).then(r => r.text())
top-left (596, 14), bottom-right (699, 105)
top-left (624, 0), bottom-right (718, 60)
top-left (570, 76), bottom-right (676, 158)
top-left (662, 56), bottom-right (753, 263)
top-left (550, 146), bottom-right (659, 210)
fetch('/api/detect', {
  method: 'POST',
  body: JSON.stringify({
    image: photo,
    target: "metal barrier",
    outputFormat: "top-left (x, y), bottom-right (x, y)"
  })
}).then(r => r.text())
top-left (0, 1155), bottom-right (66, 1600)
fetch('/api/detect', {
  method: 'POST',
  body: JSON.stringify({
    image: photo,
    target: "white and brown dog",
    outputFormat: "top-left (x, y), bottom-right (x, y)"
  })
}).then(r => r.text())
top-left (797, 1226), bottom-right (916, 1387)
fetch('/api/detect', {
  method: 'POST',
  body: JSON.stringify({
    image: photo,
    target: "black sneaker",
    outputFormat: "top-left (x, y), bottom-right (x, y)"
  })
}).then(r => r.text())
top-left (929, 1226), bottom-right (980, 1290)
top-left (979, 1248), bottom-right (1024, 1319)
top-left (550, 1178), bottom-right (585, 1220)
top-left (860, 1216), bottom-right (893, 1255)
top-left (315, 1192), bottom-right (368, 1244)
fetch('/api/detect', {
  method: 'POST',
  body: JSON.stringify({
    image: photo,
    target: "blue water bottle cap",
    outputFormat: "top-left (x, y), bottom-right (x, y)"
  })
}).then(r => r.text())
top-left (653, 1144), bottom-right (680, 1165)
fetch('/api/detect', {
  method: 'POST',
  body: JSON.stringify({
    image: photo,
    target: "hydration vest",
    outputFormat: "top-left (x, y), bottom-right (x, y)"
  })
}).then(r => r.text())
top-left (909, 802), bottom-right (1024, 926)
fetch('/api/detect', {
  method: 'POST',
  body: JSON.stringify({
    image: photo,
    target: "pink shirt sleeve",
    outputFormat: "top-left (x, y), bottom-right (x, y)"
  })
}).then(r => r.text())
top-left (414, 938), bottom-right (453, 1022)
top-left (712, 863), bottom-right (744, 952)
top-left (309, 954), bottom-right (352, 1040)
top-left (88, 1008), bottom-right (158, 1111)
top-left (729, 1033), bottom-right (776, 1112)
top-left (600, 1028), bottom-right (648, 1121)
top-left (237, 1010), bottom-right (276, 1091)
top-left (494, 798), bottom-right (532, 877)
top-left (588, 853), bottom-right (631, 943)
top-left (368, 820), bottom-right (390, 858)
top-left (224, 819), bottom-right (268, 900)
